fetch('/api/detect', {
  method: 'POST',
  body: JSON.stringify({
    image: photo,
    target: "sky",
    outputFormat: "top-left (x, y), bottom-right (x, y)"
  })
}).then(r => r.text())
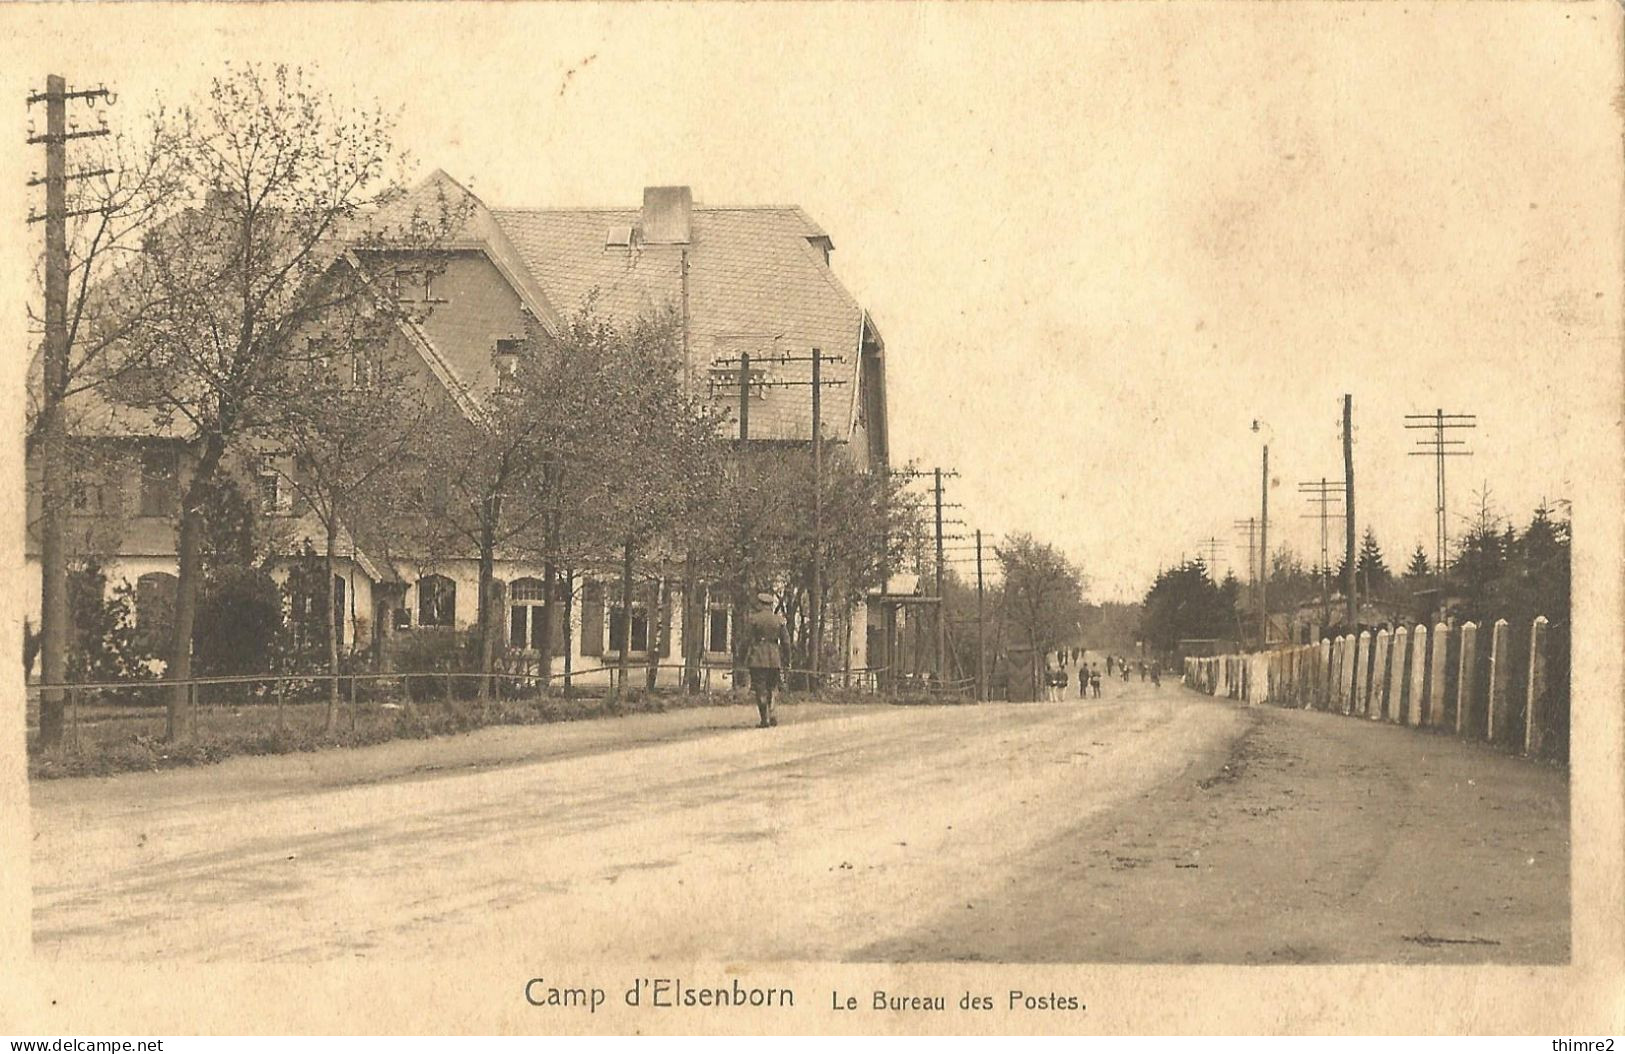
top-left (4, 3), bottom-right (1620, 600)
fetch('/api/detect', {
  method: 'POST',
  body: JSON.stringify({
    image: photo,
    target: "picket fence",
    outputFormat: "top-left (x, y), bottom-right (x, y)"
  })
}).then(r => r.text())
top-left (1182, 616), bottom-right (1564, 762)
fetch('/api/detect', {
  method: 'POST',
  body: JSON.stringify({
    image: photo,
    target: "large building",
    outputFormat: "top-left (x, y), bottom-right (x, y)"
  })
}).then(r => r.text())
top-left (25, 171), bottom-right (893, 685)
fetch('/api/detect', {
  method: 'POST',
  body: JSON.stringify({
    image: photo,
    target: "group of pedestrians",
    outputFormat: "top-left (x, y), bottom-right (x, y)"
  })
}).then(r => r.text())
top-left (1042, 649), bottom-right (1165, 701)
top-left (1045, 649), bottom-right (1103, 701)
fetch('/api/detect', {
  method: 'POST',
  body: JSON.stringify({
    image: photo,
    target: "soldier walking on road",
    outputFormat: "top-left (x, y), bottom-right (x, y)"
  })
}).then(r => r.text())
top-left (744, 590), bottom-right (791, 728)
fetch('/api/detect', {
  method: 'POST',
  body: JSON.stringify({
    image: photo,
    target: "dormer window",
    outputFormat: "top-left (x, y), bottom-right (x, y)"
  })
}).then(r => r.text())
top-left (605, 225), bottom-right (634, 250)
top-left (392, 269), bottom-right (418, 302)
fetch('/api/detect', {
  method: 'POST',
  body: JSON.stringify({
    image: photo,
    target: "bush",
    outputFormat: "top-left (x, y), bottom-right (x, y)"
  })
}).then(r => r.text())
top-left (67, 564), bottom-right (160, 684)
top-left (393, 626), bottom-right (483, 701)
top-left (194, 565), bottom-right (285, 676)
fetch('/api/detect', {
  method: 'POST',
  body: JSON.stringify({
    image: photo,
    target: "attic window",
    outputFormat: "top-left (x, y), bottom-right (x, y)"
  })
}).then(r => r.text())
top-left (494, 338), bottom-right (522, 386)
top-left (605, 225), bottom-right (634, 250)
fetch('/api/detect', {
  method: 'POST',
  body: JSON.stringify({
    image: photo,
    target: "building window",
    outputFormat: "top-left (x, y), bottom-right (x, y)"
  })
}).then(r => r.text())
top-left (579, 579), bottom-right (604, 656)
top-left (351, 339), bottom-right (383, 389)
top-left (707, 607), bottom-right (731, 654)
top-left (417, 574), bottom-right (456, 628)
top-left (608, 603), bottom-right (649, 656)
top-left (392, 269), bottom-right (419, 302)
top-left (494, 338), bottom-right (522, 390)
top-left (69, 474), bottom-right (106, 515)
top-left (139, 449), bottom-right (177, 517)
top-left (135, 572), bottom-right (177, 646)
top-left (254, 458), bottom-right (293, 515)
top-left (509, 577), bottom-right (548, 650)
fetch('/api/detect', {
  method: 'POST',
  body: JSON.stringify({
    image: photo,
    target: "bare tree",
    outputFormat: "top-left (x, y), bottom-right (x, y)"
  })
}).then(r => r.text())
top-left (27, 105), bottom-right (186, 751)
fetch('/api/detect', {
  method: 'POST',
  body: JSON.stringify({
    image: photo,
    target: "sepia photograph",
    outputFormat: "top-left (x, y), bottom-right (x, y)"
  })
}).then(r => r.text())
top-left (1, 0), bottom-right (1621, 1037)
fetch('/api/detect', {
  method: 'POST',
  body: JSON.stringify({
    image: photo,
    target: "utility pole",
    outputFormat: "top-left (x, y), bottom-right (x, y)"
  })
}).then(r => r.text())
top-left (1405, 408), bottom-right (1476, 573)
top-left (975, 528), bottom-right (986, 703)
top-left (892, 466), bottom-right (960, 689)
top-left (29, 74), bottom-right (111, 750)
top-left (811, 349), bottom-right (823, 688)
top-left (933, 467), bottom-right (945, 686)
top-left (1232, 518), bottom-right (1257, 583)
top-left (1298, 477), bottom-right (1346, 630)
top-left (1195, 534), bottom-right (1224, 575)
top-left (1259, 443), bottom-right (1269, 645)
top-left (714, 348), bottom-right (845, 686)
top-left (1343, 395), bottom-right (1357, 631)
top-left (734, 351), bottom-right (751, 687)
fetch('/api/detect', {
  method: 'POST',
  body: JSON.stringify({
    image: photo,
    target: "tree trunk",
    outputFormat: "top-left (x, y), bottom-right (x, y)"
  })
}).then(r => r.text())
top-left (477, 510), bottom-right (497, 701)
top-left (615, 539), bottom-right (634, 703)
top-left (537, 516), bottom-right (557, 687)
top-left (324, 520), bottom-right (341, 732)
top-left (646, 575), bottom-right (664, 691)
top-left (681, 553), bottom-right (700, 693)
top-left (561, 569), bottom-right (574, 698)
top-left (166, 437), bottom-right (224, 741)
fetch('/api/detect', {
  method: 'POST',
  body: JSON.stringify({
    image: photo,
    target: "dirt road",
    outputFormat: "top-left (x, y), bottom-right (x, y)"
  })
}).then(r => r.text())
top-left (30, 684), bottom-right (1568, 963)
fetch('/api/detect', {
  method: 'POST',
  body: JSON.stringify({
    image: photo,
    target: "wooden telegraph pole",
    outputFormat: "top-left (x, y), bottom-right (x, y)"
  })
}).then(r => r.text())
top-left (29, 74), bottom-right (111, 749)
top-left (975, 528), bottom-right (986, 702)
top-left (1343, 395), bottom-right (1358, 631)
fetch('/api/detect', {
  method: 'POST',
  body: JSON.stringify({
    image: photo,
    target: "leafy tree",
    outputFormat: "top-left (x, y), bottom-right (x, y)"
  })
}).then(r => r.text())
top-left (109, 64), bottom-right (433, 739)
top-left (690, 444), bottom-right (915, 680)
top-left (570, 309), bottom-right (728, 701)
top-left (995, 533), bottom-right (1086, 699)
top-left (267, 311), bottom-right (442, 728)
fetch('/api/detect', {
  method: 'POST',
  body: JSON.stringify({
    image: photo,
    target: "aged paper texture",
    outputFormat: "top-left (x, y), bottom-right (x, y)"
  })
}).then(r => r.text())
top-left (0, 0), bottom-right (1621, 1036)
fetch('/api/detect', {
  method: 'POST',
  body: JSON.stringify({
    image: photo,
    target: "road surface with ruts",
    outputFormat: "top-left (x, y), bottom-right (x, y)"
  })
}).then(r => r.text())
top-left (30, 681), bottom-right (1568, 963)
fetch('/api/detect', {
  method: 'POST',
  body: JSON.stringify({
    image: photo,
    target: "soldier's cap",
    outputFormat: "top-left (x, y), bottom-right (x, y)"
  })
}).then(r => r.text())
top-left (756, 590), bottom-right (776, 604)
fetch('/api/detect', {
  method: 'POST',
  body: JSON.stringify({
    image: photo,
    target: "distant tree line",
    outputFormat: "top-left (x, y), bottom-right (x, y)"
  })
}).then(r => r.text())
top-left (1140, 494), bottom-right (1570, 662)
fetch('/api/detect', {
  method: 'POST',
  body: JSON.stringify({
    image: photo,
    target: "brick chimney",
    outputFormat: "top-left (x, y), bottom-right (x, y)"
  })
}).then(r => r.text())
top-left (641, 186), bottom-right (692, 245)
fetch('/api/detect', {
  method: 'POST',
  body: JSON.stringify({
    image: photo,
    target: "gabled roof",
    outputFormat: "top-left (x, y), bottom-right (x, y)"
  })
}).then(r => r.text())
top-left (490, 202), bottom-right (868, 442)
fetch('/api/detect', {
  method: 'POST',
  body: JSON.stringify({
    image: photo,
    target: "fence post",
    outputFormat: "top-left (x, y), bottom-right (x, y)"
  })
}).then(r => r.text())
top-left (66, 684), bottom-right (78, 753)
top-left (1373, 629), bottom-right (1392, 721)
top-left (1345, 633), bottom-right (1358, 714)
top-left (1455, 621), bottom-right (1479, 737)
top-left (277, 680), bottom-right (285, 732)
top-left (1487, 618), bottom-right (1511, 745)
top-left (1408, 624), bottom-right (1429, 728)
top-left (1525, 616), bottom-right (1550, 757)
top-left (1427, 622), bottom-right (1451, 727)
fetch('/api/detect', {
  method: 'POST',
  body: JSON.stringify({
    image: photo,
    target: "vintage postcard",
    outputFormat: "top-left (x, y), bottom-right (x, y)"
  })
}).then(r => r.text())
top-left (0, 0), bottom-right (1621, 1037)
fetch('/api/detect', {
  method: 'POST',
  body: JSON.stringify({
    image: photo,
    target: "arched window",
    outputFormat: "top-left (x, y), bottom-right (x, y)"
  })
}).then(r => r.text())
top-left (135, 572), bottom-right (177, 642)
top-left (417, 574), bottom-right (456, 628)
